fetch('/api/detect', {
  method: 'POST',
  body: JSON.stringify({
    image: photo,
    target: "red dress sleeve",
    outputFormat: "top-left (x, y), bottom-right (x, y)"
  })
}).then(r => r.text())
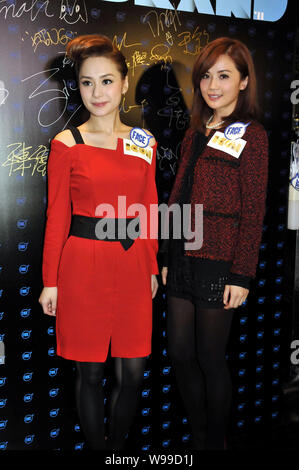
top-left (42, 140), bottom-right (72, 287)
top-left (141, 143), bottom-right (159, 274)
top-left (143, 142), bottom-right (159, 275)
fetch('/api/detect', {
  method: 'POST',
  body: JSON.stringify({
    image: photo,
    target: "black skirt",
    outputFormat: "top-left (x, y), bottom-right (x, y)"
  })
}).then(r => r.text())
top-left (166, 239), bottom-right (231, 308)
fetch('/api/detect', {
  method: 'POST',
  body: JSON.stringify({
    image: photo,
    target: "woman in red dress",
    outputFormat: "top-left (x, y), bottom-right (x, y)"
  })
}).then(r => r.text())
top-left (39, 34), bottom-right (158, 450)
top-left (161, 37), bottom-right (268, 450)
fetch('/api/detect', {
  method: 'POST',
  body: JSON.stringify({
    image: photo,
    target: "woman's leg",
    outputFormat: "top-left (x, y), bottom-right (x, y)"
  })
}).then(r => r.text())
top-left (194, 305), bottom-right (234, 449)
top-left (167, 295), bottom-right (207, 449)
top-left (75, 361), bottom-right (106, 450)
top-left (108, 357), bottom-right (147, 450)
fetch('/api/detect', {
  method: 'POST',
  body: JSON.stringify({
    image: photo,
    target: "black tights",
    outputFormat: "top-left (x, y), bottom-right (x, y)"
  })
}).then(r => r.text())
top-left (75, 357), bottom-right (146, 450)
top-left (167, 296), bottom-right (234, 450)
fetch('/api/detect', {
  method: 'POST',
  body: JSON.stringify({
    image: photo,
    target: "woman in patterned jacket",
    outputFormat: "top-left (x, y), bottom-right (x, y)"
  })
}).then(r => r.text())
top-left (161, 37), bottom-right (268, 450)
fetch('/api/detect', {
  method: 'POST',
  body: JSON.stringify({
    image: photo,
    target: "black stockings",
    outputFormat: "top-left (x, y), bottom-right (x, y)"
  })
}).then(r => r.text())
top-left (75, 357), bottom-right (146, 450)
top-left (167, 296), bottom-right (234, 450)
top-left (75, 298), bottom-right (233, 451)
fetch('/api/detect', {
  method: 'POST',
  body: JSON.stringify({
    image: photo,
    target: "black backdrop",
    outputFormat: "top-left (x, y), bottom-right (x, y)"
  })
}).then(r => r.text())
top-left (0, 0), bottom-right (298, 452)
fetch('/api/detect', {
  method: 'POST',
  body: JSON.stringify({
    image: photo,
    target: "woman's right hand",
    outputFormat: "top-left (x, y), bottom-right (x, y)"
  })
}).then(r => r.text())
top-left (161, 267), bottom-right (168, 285)
top-left (39, 287), bottom-right (58, 316)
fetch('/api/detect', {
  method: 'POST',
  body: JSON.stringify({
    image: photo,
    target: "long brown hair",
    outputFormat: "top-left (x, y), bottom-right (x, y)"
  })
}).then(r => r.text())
top-left (191, 37), bottom-right (259, 133)
top-left (66, 34), bottom-right (128, 78)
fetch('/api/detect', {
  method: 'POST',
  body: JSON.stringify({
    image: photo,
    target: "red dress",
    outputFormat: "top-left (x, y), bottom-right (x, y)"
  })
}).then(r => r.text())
top-left (42, 133), bottom-right (158, 362)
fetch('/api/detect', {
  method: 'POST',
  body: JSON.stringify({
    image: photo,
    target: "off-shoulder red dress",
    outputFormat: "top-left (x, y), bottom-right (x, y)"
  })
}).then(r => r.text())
top-left (42, 131), bottom-right (158, 362)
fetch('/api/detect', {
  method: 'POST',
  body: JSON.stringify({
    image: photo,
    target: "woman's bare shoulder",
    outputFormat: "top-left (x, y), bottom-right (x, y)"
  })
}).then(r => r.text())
top-left (53, 129), bottom-right (76, 147)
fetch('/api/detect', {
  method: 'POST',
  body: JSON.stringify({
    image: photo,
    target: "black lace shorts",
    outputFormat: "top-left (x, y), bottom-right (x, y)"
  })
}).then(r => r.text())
top-left (166, 244), bottom-right (231, 308)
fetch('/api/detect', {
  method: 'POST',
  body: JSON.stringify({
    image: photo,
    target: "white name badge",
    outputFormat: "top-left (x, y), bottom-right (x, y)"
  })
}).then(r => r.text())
top-left (123, 138), bottom-right (153, 164)
top-left (207, 131), bottom-right (247, 158)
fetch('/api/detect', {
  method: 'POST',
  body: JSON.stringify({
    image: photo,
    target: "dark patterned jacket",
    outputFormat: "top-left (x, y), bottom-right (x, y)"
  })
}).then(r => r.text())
top-left (166, 120), bottom-right (268, 287)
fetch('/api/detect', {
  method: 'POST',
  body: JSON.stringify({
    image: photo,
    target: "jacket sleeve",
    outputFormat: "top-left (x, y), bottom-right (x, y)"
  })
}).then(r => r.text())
top-left (42, 140), bottom-right (72, 287)
top-left (228, 123), bottom-right (268, 284)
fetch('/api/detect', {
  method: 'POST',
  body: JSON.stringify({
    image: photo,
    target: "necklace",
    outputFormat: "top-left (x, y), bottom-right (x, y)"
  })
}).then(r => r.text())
top-left (205, 114), bottom-right (226, 129)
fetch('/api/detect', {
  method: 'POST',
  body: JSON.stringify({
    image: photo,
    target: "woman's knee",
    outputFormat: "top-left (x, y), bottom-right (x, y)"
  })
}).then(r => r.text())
top-left (121, 358), bottom-right (146, 388)
top-left (167, 342), bottom-right (197, 365)
top-left (196, 347), bottom-right (227, 376)
top-left (76, 362), bottom-right (105, 387)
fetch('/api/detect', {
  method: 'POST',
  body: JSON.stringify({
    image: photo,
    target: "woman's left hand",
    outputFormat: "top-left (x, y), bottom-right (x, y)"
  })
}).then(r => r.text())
top-left (151, 275), bottom-right (158, 299)
top-left (223, 285), bottom-right (249, 310)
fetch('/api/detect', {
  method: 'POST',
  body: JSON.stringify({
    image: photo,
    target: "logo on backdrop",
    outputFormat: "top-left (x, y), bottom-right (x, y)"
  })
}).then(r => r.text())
top-left (24, 414), bottom-right (34, 424)
top-left (21, 330), bottom-right (32, 340)
top-left (20, 308), bottom-right (31, 318)
top-left (23, 372), bottom-right (33, 382)
top-left (18, 242), bottom-right (29, 251)
top-left (24, 394), bottom-right (34, 403)
top-left (50, 409), bottom-right (60, 418)
top-left (0, 399), bottom-right (7, 408)
top-left (103, 0), bottom-right (288, 22)
top-left (22, 352), bottom-right (32, 361)
top-left (19, 265), bottom-right (30, 274)
top-left (0, 378), bottom-right (7, 387)
top-left (24, 435), bottom-right (35, 445)
top-left (20, 286), bottom-right (30, 296)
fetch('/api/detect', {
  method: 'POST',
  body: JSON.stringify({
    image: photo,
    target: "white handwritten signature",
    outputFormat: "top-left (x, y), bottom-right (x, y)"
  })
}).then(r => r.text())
top-left (0, 0), bottom-right (88, 24)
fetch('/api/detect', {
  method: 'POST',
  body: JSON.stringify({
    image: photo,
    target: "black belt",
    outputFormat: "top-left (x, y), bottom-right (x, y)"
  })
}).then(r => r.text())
top-left (69, 215), bottom-right (140, 251)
